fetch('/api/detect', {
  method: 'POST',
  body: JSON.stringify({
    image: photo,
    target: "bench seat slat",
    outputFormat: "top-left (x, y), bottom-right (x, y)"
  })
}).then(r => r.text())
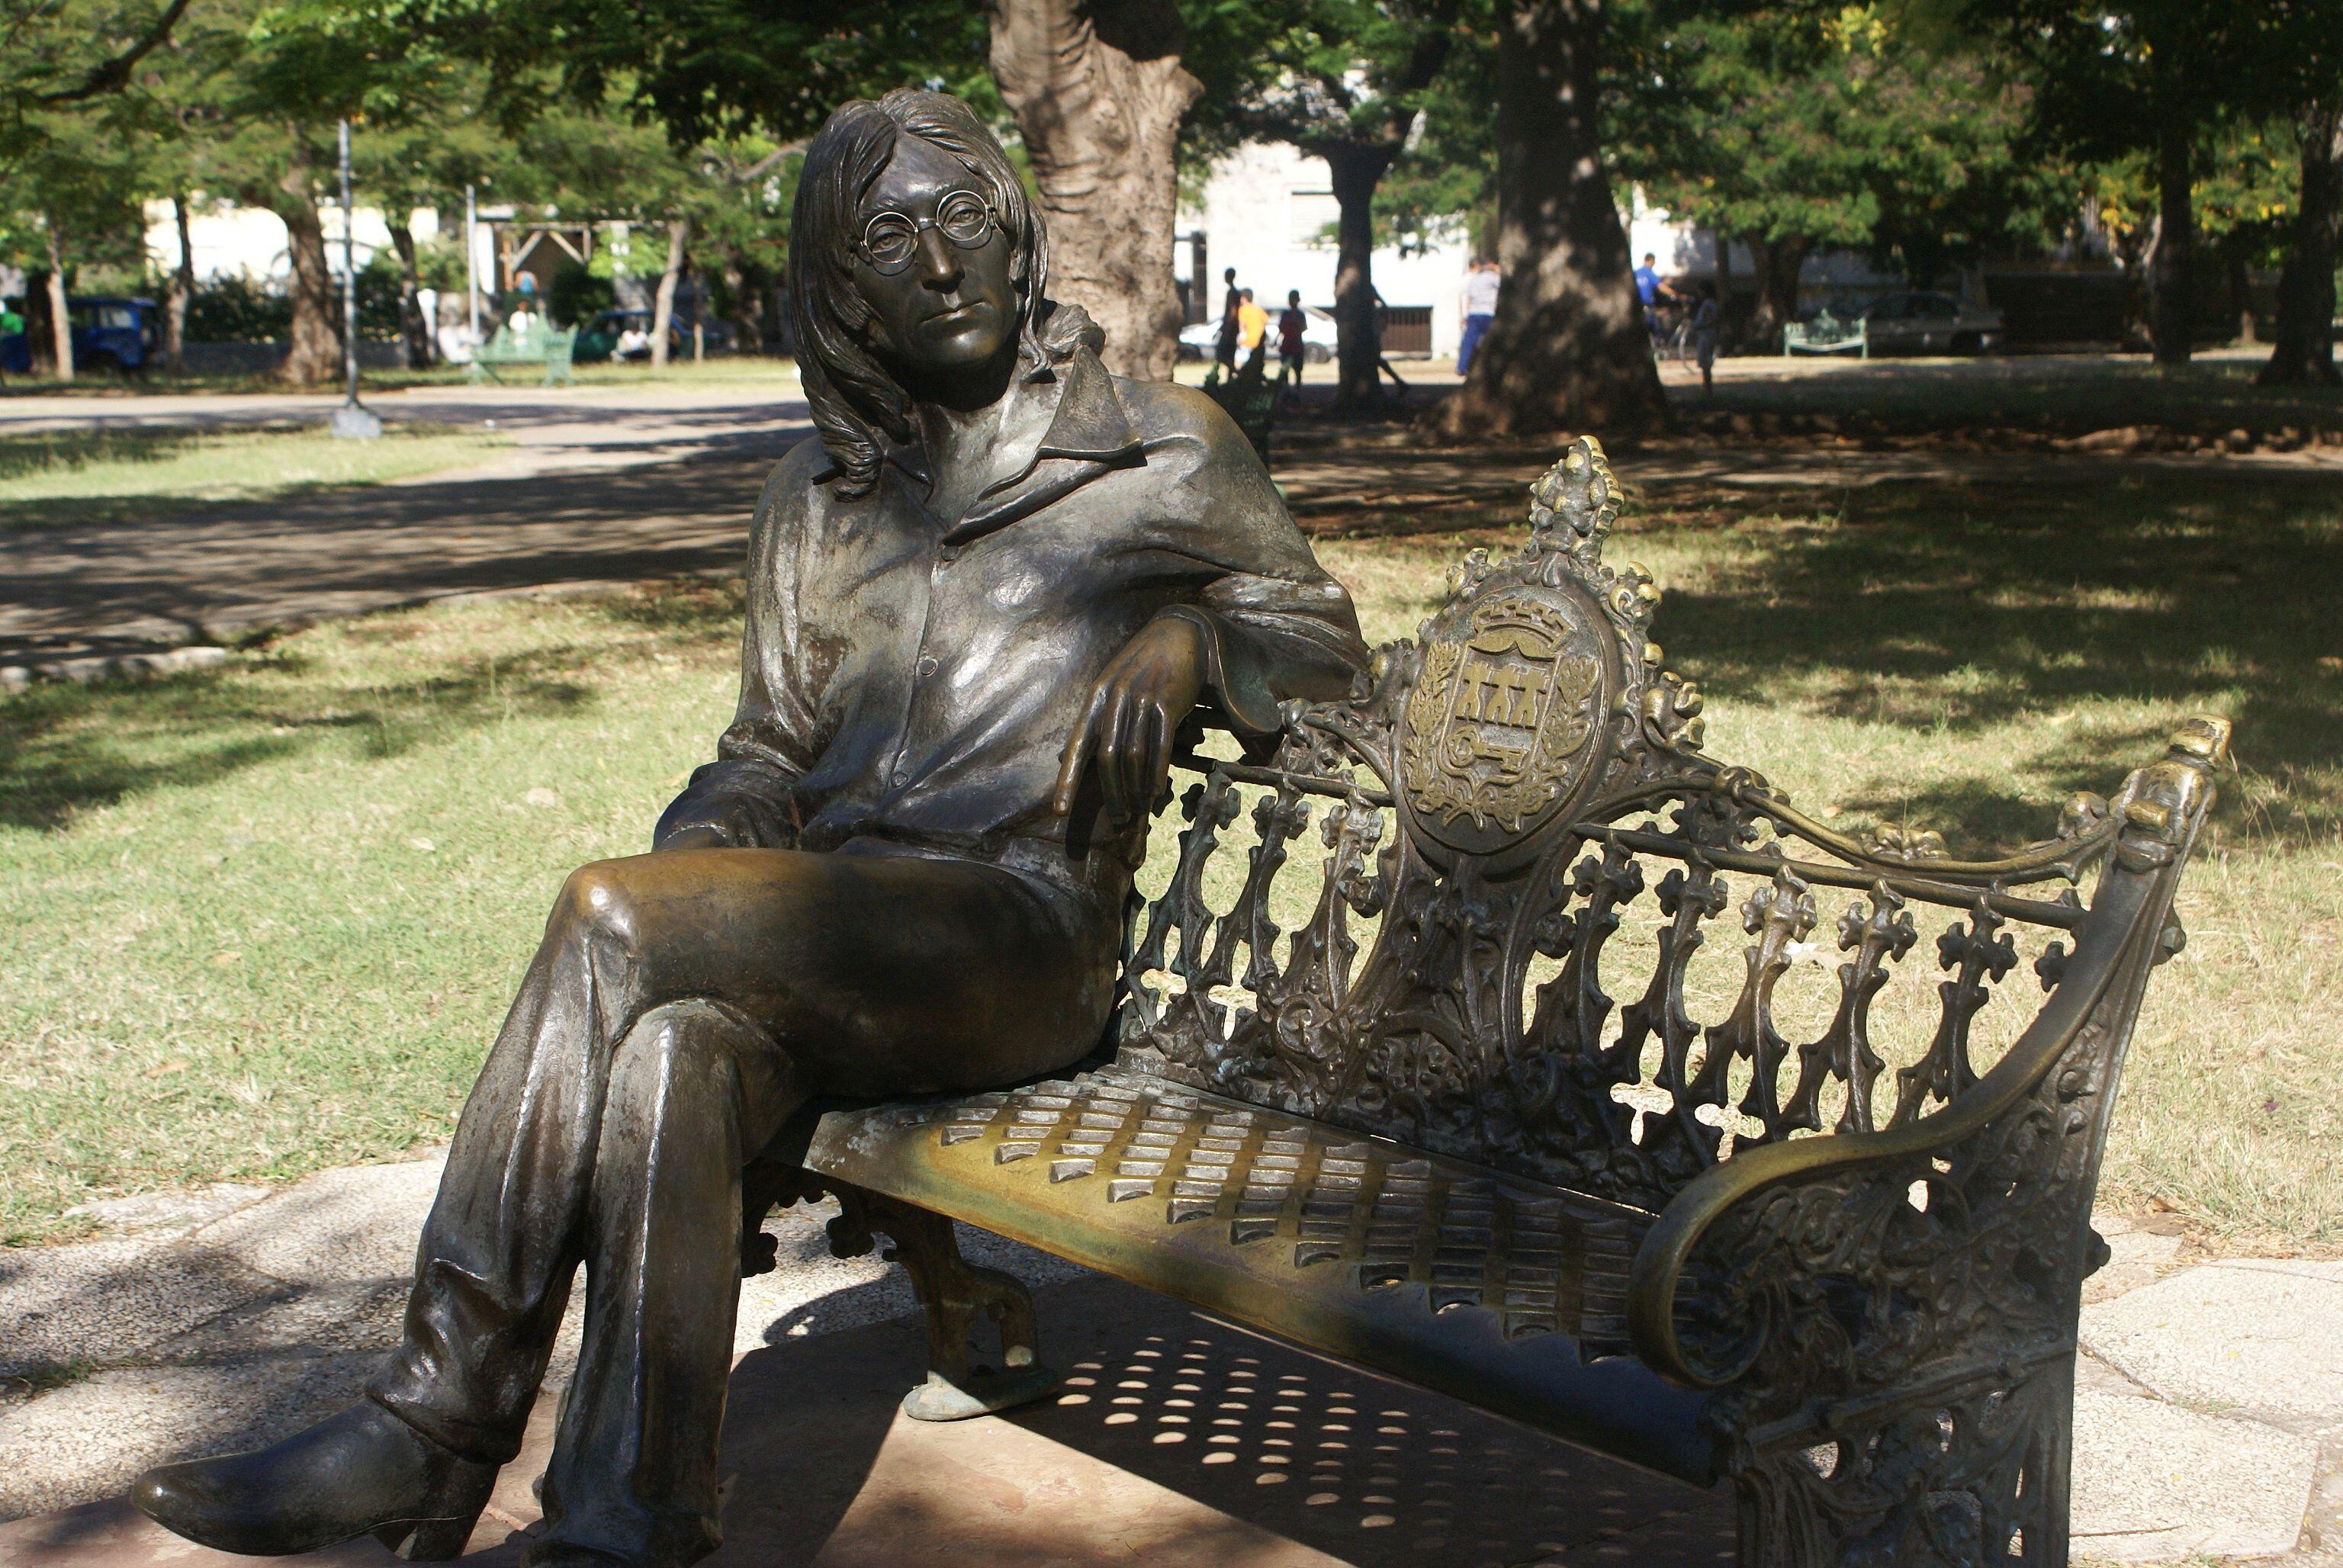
top-left (805, 1062), bottom-right (1719, 1484)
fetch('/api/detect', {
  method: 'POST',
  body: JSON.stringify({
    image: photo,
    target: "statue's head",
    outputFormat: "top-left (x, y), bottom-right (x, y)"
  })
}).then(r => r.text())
top-left (791, 89), bottom-right (1049, 496)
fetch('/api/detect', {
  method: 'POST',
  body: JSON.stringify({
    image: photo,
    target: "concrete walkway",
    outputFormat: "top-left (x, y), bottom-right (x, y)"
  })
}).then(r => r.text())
top-left (2, 1156), bottom-right (2336, 1565)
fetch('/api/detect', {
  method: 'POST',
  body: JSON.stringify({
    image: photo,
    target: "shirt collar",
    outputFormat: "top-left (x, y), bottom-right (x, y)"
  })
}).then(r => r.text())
top-left (878, 345), bottom-right (1144, 541)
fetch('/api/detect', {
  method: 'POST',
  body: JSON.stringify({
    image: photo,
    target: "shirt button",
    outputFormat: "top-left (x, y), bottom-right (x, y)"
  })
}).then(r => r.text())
top-left (892, 766), bottom-right (910, 786)
top-left (916, 656), bottom-right (939, 678)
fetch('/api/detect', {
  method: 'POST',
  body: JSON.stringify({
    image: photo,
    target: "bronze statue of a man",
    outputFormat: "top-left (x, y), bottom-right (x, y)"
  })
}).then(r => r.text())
top-left (127, 90), bottom-right (1364, 1567)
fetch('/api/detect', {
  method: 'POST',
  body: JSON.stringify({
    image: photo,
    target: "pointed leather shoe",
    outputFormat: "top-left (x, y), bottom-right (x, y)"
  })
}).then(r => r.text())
top-left (129, 1402), bottom-right (497, 1560)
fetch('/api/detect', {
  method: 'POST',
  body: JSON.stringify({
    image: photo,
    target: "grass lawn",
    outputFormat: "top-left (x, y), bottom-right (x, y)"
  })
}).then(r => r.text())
top-left (2, 462), bottom-right (2338, 1249)
top-left (0, 423), bottom-right (515, 530)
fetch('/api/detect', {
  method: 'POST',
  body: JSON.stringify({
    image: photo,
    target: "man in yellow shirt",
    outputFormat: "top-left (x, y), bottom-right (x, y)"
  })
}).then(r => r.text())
top-left (1236, 288), bottom-right (1268, 360)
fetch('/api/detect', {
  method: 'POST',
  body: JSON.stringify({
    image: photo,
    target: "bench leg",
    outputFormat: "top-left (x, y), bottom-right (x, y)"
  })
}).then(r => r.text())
top-left (741, 1165), bottom-right (1059, 1423)
top-left (857, 1194), bottom-right (1061, 1422)
top-left (1728, 1356), bottom-right (2072, 1566)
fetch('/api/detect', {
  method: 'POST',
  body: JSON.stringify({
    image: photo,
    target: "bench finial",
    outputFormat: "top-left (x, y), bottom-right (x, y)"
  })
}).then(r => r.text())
top-left (1527, 436), bottom-right (1621, 565)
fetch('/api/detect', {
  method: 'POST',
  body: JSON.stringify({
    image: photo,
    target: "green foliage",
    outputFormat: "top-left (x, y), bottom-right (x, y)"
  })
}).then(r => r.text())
top-left (354, 251), bottom-right (407, 339)
top-left (548, 265), bottom-right (612, 326)
top-left (467, 0), bottom-right (995, 149)
top-left (1609, 4), bottom-right (2063, 278)
top-left (181, 274), bottom-right (291, 341)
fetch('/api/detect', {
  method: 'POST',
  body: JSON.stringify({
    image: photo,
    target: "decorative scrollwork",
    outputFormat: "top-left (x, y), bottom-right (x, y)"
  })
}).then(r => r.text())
top-left (1120, 436), bottom-right (2221, 1259)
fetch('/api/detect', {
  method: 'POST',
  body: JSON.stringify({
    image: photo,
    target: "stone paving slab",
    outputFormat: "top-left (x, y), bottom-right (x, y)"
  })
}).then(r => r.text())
top-left (0, 1156), bottom-right (1085, 1523)
top-left (2071, 1387), bottom-right (2321, 1560)
top-left (2084, 1261), bottom-right (2343, 1435)
top-left (0, 1239), bottom-right (277, 1383)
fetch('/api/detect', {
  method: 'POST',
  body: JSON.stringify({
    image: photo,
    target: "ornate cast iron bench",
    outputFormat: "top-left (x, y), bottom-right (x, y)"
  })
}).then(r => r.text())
top-left (752, 436), bottom-right (2228, 1565)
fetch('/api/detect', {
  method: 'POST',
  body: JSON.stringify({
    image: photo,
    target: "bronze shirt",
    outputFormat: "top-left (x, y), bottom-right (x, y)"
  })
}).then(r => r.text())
top-left (659, 337), bottom-right (1368, 914)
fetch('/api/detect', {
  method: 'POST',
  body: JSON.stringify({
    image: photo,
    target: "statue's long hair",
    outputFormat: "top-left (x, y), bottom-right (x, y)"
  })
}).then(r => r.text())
top-left (790, 90), bottom-right (1051, 499)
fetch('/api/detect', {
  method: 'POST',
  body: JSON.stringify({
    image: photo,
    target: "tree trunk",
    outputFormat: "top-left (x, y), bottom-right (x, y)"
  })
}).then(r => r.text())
top-left (651, 217), bottom-right (689, 369)
top-left (1325, 144), bottom-right (1392, 413)
top-left (2149, 81), bottom-right (2195, 367)
top-left (162, 194), bottom-right (194, 372)
top-left (1744, 233), bottom-right (1811, 352)
top-left (988, 0), bottom-right (1201, 381)
top-left (1438, 0), bottom-right (1663, 438)
top-left (41, 226), bottom-right (73, 381)
top-left (387, 216), bottom-right (432, 369)
top-left (22, 270), bottom-right (55, 376)
top-left (274, 139), bottom-right (339, 385)
top-left (728, 259), bottom-right (771, 353)
top-left (2258, 100), bottom-right (2342, 387)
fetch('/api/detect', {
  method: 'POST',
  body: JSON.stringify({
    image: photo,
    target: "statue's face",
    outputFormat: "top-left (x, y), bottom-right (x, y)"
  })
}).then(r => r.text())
top-left (853, 137), bottom-right (1018, 374)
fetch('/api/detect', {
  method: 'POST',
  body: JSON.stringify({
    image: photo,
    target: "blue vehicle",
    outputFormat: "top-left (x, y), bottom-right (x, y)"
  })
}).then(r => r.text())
top-left (0, 295), bottom-right (159, 374)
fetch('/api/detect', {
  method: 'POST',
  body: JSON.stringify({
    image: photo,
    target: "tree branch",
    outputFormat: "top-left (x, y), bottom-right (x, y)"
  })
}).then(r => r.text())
top-left (33, 0), bottom-right (193, 104)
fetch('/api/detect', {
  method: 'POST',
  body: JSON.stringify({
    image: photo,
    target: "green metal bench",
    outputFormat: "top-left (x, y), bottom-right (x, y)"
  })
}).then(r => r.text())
top-left (467, 323), bottom-right (576, 386)
top-left (1783, 313), bottom-right (1869, 357)
top-left (756, 436), bottom-right (2227, 1564)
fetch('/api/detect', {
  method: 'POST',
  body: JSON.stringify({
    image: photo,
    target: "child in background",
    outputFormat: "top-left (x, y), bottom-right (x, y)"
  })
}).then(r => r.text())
top-left (1278, 291), bottom-right (1308, 385)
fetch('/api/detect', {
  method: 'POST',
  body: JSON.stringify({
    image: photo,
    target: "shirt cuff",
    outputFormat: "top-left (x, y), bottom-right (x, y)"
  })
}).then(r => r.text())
top-left (1152, 604), bottom-right (1288, 739)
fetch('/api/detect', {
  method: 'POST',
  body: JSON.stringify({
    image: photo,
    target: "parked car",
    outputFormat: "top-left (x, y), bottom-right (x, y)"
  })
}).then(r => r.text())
top-left (573, 307), bottom-right (737, 364)
top-left (1176, 304), bottom-right (1339, 362)
top-left (0, 295), bottom-right (159, 373)
top-left (1856, 291), bottom-right (2004, 355)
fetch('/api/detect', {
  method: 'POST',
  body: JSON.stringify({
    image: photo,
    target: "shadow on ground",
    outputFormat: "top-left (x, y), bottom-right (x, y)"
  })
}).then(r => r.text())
top-left (0, 452), bottom-right (772, 663)
top-left (513, 1274), bottom-right (1732, 1567)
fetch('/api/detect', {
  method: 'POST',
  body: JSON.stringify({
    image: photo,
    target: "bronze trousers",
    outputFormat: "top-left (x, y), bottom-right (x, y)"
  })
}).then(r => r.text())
top-left (366, 840), bottom-right (1116, 1566)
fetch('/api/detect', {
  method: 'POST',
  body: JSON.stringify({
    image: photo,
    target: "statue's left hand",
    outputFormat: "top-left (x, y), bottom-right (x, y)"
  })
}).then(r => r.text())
top-left (1055, 614), bottom-right (1208, 826)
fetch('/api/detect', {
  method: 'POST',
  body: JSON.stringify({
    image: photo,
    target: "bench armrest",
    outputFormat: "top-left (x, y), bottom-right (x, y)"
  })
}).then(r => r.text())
top-left (1625, 719), bottom-right (2225, 1394)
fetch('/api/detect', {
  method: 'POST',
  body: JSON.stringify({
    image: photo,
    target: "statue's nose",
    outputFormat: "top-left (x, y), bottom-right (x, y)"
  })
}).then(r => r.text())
top-left (916, 225), bottom-right (963, 291)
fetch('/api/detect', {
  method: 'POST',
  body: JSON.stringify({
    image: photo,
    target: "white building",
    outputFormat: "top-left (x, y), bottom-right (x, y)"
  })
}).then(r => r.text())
top-left (1175, 141), bottom-right (1477, 358)
top-left (139, 199), bottom-right (470, 283)
top-left (1173, 143), bottom-right (1865, 357)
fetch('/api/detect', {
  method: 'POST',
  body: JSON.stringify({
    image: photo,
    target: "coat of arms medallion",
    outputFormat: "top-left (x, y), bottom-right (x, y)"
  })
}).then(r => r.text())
top-left (1400, 586), bottom-right (1615, 856)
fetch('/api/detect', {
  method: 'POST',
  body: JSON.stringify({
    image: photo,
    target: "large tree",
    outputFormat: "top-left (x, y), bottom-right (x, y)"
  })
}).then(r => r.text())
top-left (985, 0), bottom-right (1200, 380)
top-left (1221, 0), bottom-right (1466, 412)
top-left (2, 0), bottom-right (191, 171)
top-left (2259, 99), bottom-right (2341, 384)
top-left (1438, 0), bottom-right (1665, 439)
top-left (133, 0), bottom-right (476, 383)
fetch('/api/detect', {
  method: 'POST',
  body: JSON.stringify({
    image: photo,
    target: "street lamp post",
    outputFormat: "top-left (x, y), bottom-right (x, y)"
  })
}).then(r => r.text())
top-left (330, 117), bottom-right (381, 439)
top-left (465, 184), bottom-right (480, 353)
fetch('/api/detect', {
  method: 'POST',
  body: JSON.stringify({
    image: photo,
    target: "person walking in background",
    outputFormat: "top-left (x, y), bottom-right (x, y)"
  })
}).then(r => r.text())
top-left (1215, 267), bottom-right (1241, 371)
top-left (1457, 258), bottom-right (1499, 378)
top-left (1276, 290), bottom-right (1308, 386)
top-left (1690, 278), bottom-right (1721, 396)
top-left (1236, 288), bottom-right (1268, 368)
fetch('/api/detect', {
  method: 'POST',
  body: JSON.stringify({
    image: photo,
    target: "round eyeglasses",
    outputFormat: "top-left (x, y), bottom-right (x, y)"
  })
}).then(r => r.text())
top-left (857, 190), bottom-right (999, 275)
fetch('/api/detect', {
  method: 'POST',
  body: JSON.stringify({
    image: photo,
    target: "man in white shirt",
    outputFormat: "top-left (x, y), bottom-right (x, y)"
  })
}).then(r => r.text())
top-left (1458, 259), bottom-right (1499, 377)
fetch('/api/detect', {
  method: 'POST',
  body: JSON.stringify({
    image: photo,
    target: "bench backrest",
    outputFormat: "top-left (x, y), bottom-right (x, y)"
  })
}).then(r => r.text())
top-left (1116, 437), bottom-right (2222, 1224)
